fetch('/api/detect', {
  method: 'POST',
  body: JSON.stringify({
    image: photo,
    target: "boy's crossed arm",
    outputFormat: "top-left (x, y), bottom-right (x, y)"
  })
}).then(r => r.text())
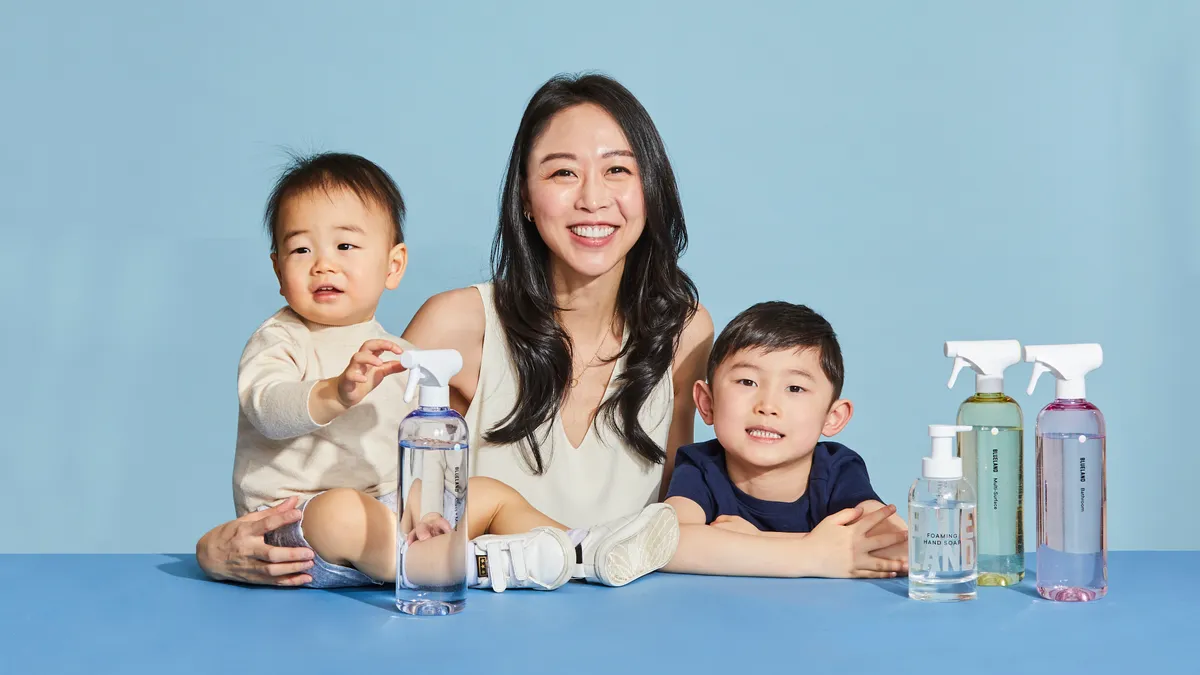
top-left (662, 496), bottom-right (907, 578)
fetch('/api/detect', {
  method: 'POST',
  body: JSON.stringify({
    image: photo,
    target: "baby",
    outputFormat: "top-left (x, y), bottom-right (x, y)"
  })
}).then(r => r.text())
top-left (234, 152), bottom-right (677, 590)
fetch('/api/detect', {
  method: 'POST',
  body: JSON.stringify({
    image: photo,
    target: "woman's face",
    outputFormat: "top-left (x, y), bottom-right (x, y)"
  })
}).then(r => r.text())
top-left (524, 103), bottom-right (646, 281)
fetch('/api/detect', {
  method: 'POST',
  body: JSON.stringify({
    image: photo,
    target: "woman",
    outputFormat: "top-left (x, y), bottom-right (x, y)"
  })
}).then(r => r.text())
top-left (197, 73), bottom-right (712, 586)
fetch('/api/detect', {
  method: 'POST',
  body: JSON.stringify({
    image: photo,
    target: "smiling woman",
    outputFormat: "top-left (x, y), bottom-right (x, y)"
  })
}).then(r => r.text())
top-left (412, 73), bottom-right (714, 527)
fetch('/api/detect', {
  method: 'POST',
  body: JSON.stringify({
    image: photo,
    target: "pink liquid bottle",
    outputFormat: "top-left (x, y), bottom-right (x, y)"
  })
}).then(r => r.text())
top-left (1024, 344), bottom-right (1106, 601)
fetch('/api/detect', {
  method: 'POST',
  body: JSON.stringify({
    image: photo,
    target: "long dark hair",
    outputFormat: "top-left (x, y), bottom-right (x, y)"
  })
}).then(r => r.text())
top-left (485, 73), bottom-right (698, 474)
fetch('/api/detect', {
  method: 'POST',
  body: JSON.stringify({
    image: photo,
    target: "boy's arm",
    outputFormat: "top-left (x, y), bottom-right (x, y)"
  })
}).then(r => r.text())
top-left (662, 497), bottom-right (822, 577)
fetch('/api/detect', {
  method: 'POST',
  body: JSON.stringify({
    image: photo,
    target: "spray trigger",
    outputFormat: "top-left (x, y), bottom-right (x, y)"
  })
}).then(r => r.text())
top-left (404, 369), bottom-right (422, 404)
top-left (1026, 362), bottom-right (1052, 396)
top-left (947, 357), bottom-right (969, 389)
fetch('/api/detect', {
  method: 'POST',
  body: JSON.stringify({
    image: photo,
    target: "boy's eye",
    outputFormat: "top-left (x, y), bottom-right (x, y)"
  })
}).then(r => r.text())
top-left (290, 247), bottom-right (310, 255)
top-left (787, 385), bottom-right (805, 393)
top-left (736, 379), bottom-right (757, 387)
top-left (337, 243), bottom-right (356, 251)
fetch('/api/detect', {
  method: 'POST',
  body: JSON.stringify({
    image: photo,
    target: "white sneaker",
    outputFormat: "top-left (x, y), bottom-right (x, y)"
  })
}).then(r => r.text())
top-left (470, 527), bottom-right (573, 592)
top-left (576, 503), bottom-right (680, 587)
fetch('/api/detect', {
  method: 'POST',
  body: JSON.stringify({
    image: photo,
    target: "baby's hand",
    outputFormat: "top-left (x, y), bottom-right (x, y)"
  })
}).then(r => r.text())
top-left (406, 513), bottom-right (454, 545)
top-left (710, 515), bottom-right (760, 536)
top-left (336, 340), bottom-right (406, 408)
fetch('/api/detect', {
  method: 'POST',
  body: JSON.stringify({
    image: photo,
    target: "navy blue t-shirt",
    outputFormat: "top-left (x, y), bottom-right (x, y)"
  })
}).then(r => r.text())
top-left (665, 439), bottom-right (883, 533)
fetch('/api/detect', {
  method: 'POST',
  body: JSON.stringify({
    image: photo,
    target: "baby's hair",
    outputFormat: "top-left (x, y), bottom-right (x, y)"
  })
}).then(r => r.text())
top-left (707, 302), bottom-right (845, 401)
top-left (263, 151), bottom-right (406, 252)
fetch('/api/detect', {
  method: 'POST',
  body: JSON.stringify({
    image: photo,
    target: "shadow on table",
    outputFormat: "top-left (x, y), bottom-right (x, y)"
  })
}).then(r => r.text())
top-left (157, 554), bottom-right (211, 582)
top-left (867, 577), bottom-right (909, 599)
top-left (329, 586), bottom-right (397, 612)
top-left (868, 562), bottom-right (1044, 600)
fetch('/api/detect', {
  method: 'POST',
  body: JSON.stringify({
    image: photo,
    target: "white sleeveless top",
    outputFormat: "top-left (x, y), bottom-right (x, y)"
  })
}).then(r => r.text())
top-left (464, 283), bottom-right (674, 528)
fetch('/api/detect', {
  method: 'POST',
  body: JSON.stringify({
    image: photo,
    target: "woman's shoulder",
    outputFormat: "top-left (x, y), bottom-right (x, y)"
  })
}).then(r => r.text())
top-left (401, 286), bottom-right (487, 352)
top-left (674, 302), bottom-right (714, 372)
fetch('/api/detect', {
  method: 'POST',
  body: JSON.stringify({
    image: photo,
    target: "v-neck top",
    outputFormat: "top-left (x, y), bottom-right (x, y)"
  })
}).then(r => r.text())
top-left (464, 283), bottom-right (674, 527)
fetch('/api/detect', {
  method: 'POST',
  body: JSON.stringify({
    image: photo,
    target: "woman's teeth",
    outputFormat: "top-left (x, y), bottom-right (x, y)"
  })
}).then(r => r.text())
top-left (570, 225), bottom-right (615, 239)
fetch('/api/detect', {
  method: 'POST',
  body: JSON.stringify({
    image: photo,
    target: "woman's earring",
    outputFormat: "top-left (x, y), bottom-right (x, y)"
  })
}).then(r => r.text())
top-left (523, 210), bottom-right (534, 223)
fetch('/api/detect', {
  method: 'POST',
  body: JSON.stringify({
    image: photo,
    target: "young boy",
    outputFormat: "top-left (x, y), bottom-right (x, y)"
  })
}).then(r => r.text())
top-left (233, 152), bottom-right (676, 591)
top-left (663, 301), bottom-right (908, 578)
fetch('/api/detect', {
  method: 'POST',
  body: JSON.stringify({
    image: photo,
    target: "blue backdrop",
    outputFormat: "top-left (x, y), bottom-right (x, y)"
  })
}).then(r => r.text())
top-left (2, 1), bottom-right (1196, 552)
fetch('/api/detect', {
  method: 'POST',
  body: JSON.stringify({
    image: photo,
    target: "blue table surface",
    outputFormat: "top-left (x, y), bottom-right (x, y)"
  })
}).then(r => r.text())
top-left (0, 552), bottom-right (1191, 674)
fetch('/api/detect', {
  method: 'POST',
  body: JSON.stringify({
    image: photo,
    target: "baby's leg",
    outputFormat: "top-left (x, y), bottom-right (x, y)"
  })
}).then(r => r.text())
top-left (467, 476), bottom-right (566, 537)
top-left (302, 488), bottom-right (398, 582)
top-left (300, 478), bottom-right (556, 586)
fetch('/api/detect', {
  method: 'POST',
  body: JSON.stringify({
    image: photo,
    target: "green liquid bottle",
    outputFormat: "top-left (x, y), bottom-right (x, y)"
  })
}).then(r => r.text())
top-left (945, 340), bottom-right (1025, 586)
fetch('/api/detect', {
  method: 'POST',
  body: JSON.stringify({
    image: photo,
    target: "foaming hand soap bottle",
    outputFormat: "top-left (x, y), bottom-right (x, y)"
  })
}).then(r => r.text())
top-left (1025, 344), bottom-right (1107, 602)
top-left (944, 340), bottom-right (1025, 586)
top-left (909, 425), bottom-right (978, 602)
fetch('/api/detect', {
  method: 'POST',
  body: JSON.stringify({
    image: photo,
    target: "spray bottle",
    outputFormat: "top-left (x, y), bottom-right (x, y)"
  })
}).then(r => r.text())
top-left (909, 425), bottom-right (978, 602)
top-left (944, 340), bottom-right (1025, 586)
top-left (1025, 343), bottom-right (1106, 602)
top-left (395, 349), bottom-right (469, 616)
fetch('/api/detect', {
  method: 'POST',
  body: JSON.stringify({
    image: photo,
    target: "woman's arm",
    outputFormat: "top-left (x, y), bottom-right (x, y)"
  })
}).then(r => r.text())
top-left (400, 287), bottom-right (488, 415)
top-left (659, 304), bottom-right (714, 500)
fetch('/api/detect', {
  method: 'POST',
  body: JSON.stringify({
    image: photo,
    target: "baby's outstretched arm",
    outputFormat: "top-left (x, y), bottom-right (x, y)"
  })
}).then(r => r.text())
top-left (308, 339), bottom-right (407, 424)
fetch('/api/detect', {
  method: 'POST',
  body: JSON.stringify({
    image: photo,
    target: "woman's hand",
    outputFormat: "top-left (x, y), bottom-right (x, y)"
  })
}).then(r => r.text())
top-left (195, 497), bottom-right (316, 586)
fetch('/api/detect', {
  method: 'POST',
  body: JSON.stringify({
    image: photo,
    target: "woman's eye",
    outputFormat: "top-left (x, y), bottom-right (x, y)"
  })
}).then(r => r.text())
top-left (552, 169), bottom-right (576, 178)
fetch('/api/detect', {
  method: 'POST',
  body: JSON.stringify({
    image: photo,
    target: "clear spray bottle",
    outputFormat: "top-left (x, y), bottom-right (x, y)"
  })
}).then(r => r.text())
top-left (395, 349), bottom-right (469, 616)
top-left (1025, 343), bottom-right (1106, 602)
top-left (944, 340), bottom-right (1024, 586)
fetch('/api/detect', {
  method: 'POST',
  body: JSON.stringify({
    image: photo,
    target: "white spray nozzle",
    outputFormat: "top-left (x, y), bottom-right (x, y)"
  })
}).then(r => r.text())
top-left (944, 340), bottom-right (1022, 393)
top-left (1023, 343), bottom-right (1102, 400)
top-left (923, 424), bottom-right (973, 479)
top-left (399, 349), bottom-right (464, 408)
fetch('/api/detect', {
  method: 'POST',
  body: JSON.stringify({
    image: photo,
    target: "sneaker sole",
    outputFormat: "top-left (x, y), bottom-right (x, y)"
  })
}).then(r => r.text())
top-left (593, 504), bottom-right (680, 587)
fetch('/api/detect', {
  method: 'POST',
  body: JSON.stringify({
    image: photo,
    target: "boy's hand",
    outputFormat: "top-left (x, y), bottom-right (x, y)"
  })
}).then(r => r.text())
top-left (806, 504), bottom-right (908, 578)
top-left (337, 340), bottom-right (407, 408)
top-left (710, 515), bottom-right (760, 536)
top-left (861, 504), bottom-right (909, 566)
top-left (406, 513), bottom-right (454, 545)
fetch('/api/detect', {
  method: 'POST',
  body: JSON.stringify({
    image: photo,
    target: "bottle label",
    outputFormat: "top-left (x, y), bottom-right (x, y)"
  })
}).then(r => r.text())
top-left (1063, 435), bottom-right (1102, 554)
top-left (913, 504), bottom-right (977, 572)
top-left (974, 428), bottom-right (1021, 557)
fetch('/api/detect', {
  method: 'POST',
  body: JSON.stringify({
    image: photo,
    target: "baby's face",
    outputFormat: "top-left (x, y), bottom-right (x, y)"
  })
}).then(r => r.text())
top-left (704, 347), bottom-right (843, 471)
top-left (271, 188), bottom-right (405, 327)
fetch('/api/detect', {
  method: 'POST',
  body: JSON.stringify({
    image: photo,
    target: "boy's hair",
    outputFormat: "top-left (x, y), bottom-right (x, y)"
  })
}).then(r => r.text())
top-left (707, 301), bottom-right (846, 401)
top-left (264, 152), bottom-right (406, 253)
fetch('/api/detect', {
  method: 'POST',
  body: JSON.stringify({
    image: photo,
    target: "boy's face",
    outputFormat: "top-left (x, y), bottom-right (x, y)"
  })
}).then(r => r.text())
top-left (271, 188), bottom-right (407, 327)
top-left (696, 347), bottom-right (853, 471)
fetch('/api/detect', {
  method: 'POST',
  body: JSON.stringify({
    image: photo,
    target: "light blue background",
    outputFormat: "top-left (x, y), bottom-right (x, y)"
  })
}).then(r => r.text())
top-left (2, 1), bottom-right (1196, 553)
